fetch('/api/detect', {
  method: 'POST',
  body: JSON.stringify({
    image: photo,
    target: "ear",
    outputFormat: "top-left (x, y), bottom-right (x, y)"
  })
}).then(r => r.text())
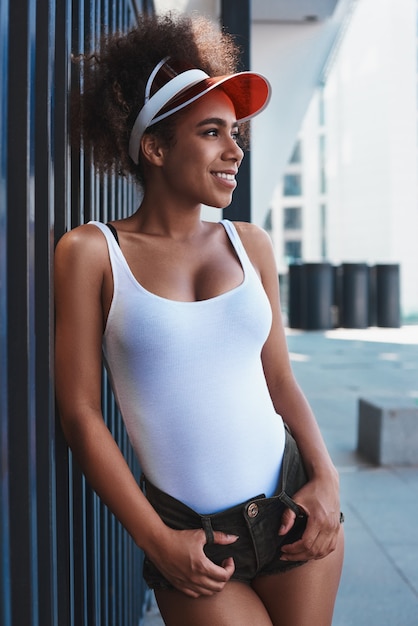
top-left (139, 134), bottom-right (166, 167)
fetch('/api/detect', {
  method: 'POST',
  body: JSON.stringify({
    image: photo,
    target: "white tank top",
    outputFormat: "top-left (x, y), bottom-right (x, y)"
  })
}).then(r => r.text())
top-left (92, 219), bottom-right (285, 514)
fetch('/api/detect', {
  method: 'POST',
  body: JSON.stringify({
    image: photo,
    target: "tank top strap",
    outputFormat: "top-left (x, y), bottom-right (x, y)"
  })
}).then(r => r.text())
top-left (89, 220), bottom-right (119, 248)
top-left (220, 219), bottom-right (253, 272)
top-left (88, 220), bottom-right (131, 291)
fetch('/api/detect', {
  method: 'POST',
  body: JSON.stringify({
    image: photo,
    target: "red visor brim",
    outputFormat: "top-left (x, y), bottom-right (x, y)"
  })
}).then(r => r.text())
top-left (155, 72), bottom-right (270, 123)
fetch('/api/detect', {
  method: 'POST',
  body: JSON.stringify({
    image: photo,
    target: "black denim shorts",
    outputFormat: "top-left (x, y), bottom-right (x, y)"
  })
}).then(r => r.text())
top-left (142, 426), bottom-right (309, 588)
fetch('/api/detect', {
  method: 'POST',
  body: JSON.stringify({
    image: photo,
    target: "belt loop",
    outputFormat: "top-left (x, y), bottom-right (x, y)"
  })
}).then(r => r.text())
top-left (201, 516), bottom-right (214, 545)
top-left (278, 490), bottom-right (304, 517)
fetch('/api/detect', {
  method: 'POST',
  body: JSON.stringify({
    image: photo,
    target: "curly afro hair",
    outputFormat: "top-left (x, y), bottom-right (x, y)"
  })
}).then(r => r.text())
top-left (71, 12), bottom-right (244, 186)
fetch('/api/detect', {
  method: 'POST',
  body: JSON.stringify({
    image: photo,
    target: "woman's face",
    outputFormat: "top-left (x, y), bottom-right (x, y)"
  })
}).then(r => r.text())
top-left (157, 89), bottom-right (244, 209)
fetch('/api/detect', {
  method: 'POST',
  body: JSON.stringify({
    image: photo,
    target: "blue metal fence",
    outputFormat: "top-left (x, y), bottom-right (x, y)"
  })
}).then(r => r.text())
top-left (0, 1), bottom-right (152, 624)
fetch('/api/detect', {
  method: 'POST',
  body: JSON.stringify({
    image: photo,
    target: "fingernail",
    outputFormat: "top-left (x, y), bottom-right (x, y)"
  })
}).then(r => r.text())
top-left (227, 534), bottom-right (239, 541)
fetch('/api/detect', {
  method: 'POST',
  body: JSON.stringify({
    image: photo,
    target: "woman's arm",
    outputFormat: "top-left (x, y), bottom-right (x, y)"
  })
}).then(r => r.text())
top-left (236, 223), bottom-right (341, 561)
top-left (55, 226), bottom-right (162, 539)
top-left (54, 225), bottom-right (236, 597)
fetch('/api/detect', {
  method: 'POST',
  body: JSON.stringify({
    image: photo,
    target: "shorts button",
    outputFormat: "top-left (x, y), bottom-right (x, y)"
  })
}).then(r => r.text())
top-left (247, 502), bottom-right (259, 518)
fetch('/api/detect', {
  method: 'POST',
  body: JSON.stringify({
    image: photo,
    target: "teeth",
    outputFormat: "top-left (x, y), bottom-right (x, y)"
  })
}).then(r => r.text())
top-left (214, 172), bottom-right (235, 181)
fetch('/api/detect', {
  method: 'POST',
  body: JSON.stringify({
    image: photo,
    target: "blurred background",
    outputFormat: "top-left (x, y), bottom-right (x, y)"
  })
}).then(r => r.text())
top-left (1, 1), bottom-right (417, 625)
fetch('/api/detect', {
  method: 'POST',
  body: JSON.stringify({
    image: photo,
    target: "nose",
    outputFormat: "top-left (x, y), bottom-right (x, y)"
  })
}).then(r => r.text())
top-left (223, 135), bottom-right (244, 165)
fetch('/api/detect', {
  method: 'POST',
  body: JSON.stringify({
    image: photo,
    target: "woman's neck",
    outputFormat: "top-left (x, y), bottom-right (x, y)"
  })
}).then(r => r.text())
top-left (131, 191), bottom-right (207, 240)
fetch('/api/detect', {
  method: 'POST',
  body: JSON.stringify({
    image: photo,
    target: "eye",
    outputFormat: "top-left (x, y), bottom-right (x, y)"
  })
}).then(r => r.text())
top-left (205, 128), bottom-right (219, 137)
top-left (231, 129), bottom-right (240, 143)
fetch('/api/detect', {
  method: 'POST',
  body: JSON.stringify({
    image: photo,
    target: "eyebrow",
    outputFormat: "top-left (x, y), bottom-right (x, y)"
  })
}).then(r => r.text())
top-left (196, 117), bottom-right (239, 128)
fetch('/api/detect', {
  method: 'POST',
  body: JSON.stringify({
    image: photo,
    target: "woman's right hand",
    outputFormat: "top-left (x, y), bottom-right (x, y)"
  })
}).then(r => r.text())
top-left (147, 527), bottom-right (238, 598)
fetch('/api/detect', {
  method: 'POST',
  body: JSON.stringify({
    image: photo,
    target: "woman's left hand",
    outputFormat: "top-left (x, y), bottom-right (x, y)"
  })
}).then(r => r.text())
top-left (278, 474), bottom-right (342, 562)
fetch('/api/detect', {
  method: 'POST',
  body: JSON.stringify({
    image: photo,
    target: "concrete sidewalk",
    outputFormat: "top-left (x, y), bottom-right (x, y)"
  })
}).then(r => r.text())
top-left (143, 326), bottom-right (418, 625)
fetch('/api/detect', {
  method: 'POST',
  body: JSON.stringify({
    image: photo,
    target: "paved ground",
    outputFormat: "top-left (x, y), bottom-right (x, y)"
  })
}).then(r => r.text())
top-left (142, 325), bottom-right (418, 625)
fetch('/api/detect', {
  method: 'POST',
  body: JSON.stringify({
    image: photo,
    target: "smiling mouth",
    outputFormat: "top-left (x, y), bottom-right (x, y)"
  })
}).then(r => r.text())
top-left (213, 172), bottom-right (236, 181)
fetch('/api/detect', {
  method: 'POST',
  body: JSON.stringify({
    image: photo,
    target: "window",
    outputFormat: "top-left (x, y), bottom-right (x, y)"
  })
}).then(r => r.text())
top-left (320, 167), bottom-right (327, 194)
top-left (319, 135), bottom-right (326, 194)
top-left (319, 134), bottom-right (326, 157)
top-left (318, 87), bottom-right (325, 126)
top-left (283, 174), bottom-right (302, 196)
top-left (263, 208), bottom-right (273, 233)
top-left (289, 140), bottom-right (302, 164)
top-left (283, 207), bottom-right (302, 230)
top-left (320, 203), bottom-right (327, 259)
top-left (285, 240), bottom-right (302, 262)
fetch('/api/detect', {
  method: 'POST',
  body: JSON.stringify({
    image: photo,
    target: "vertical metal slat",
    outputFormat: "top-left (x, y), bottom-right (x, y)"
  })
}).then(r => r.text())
top-left (2, 2), bottom-right (147, 624)
top-left (0, 0), bottom-right (11, 620)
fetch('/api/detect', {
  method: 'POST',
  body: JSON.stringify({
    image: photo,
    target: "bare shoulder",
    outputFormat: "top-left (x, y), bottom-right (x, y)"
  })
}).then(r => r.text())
top-left (55, 223), bottom-right (108, 266)
top-left (54, 223), bottom-right (111, 297)
top-left (231, 221), bottom-right (275, 266)
top-left (232, 220), bottom-right (272, 247)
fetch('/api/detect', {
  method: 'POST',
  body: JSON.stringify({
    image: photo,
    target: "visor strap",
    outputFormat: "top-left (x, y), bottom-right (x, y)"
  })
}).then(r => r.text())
top-left (144, 56), bottom-right (169, 103)
top-left (129, 67), bottom-right (209, 164)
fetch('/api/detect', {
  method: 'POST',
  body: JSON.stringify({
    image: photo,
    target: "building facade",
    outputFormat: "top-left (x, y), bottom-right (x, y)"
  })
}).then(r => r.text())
top-left (271, 0), bottom-right (418, 321)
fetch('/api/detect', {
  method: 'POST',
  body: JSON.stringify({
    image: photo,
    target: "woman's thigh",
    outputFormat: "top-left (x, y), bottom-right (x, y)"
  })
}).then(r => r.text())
top-left (155, 581), bottom-right (274, 626)
top-left (252, 529), bottom-right (344, 626)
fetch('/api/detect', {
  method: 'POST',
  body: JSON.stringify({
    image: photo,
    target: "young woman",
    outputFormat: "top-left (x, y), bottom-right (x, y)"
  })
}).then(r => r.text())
top-left (55, 13), bottom-right (344, 626)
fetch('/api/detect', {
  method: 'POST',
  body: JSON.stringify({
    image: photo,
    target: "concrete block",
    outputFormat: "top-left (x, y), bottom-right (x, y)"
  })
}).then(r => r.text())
top-left (357, 397), bottom-right (418, 465)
